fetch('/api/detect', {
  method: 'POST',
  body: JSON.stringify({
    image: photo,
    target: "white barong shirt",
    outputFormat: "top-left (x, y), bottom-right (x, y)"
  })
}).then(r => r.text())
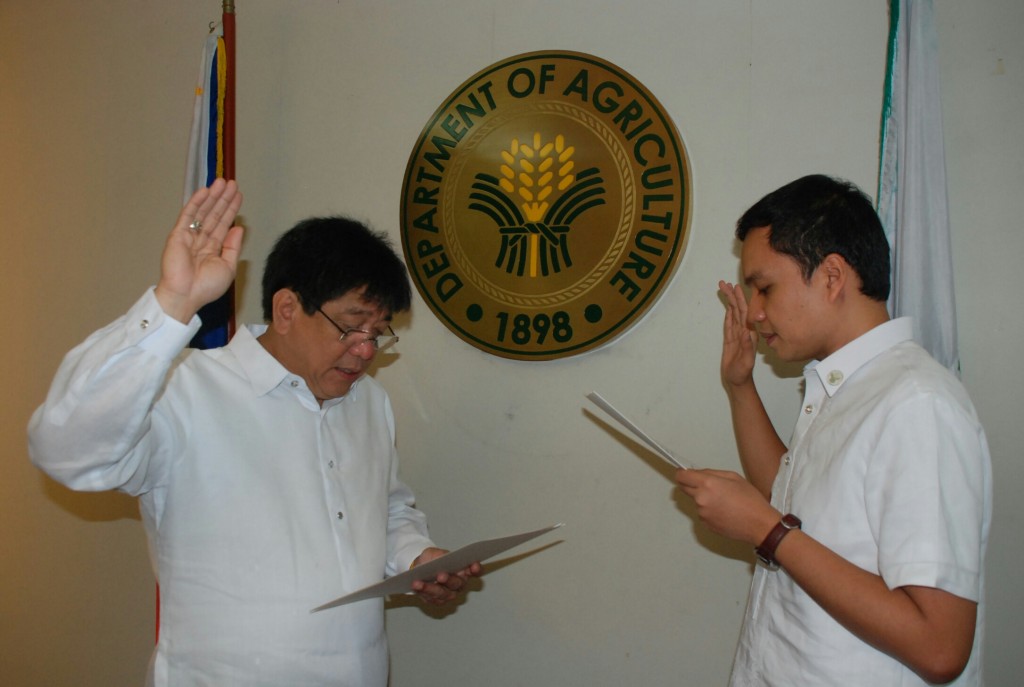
top-left (29, 289), bottom-right (435, 686)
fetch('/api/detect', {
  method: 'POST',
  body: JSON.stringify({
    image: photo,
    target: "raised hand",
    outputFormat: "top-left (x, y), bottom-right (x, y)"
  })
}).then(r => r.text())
top-left (718, 280), bottom-right (758, 389)
top-left (155, 179), bottom-right (244, 323)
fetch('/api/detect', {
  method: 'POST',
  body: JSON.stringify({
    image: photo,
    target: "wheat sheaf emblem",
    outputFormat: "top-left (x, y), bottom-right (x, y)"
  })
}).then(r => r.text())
top-left (469, 132), bottom-right (607, 278)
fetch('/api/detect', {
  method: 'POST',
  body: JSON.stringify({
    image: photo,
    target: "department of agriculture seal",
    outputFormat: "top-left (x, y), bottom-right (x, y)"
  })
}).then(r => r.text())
top-left (401, 50), bottom-right (691, 361)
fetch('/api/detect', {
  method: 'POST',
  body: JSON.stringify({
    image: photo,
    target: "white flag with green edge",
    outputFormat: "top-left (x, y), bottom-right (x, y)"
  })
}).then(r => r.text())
top-left (877, 0), bottom-right (959, 375)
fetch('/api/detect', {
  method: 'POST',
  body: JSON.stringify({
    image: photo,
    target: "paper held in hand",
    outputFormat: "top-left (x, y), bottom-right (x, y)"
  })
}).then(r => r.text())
top-left (586, 391), bottom-right (691, 470)
top-left (312, 523), bottom-right (563, 612)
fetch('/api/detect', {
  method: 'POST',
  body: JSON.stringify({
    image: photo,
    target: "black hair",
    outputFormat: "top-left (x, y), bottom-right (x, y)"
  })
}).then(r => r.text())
top-left (736, 174), bottom-right (891, 301)
top-left (261, 216), bottom-right (412, 321)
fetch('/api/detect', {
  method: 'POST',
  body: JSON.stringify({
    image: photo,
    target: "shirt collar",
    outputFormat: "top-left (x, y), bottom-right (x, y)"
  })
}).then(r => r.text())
top-left (807, 317), bottom-right (914, 397)
top-left (227, 325), bottom-right (359, 407)
top-left (228, 325), bottom-right (288, 397)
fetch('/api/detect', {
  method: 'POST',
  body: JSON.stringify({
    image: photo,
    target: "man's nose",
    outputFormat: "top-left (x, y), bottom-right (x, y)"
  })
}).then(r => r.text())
top-left (746, 293), bottom-right (765, 327)
top-left (349, 338), bottom-right (378, 360)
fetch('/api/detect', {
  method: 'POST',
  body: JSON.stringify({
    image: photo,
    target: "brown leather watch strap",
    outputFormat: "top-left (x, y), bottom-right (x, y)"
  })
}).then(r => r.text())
top-left (755, 513), bottom-right (801, 570)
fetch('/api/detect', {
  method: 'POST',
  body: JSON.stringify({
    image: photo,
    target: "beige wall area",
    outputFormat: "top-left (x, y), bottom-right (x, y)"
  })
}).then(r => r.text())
top-left (2, 1), bottom-right (1021, 685)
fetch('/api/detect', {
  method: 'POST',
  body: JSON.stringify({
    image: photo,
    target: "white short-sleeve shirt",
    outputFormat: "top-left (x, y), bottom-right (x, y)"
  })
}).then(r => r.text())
top-left (730, 318), bottom-right (992, 686)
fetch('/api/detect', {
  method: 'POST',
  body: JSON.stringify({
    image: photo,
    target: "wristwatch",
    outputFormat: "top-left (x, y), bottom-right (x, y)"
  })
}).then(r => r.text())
top-left (755, 513), bottom-right (801, 570)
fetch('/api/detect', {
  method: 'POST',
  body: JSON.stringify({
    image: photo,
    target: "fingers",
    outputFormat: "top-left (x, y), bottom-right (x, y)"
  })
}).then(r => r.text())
top-left (157, 180), bottom-right (244, 323)
top-left (429, 570), bottom-right (471, 593)
top-left (719, 281), bottom-right (757, 359)
top-left (676, 467), bottom-right (743, 494)
top-left (179, 179), bottom-right (242, 237)
top-left (718, 280), bottom-right (742, 306)
top-left (675, 467), bottom-right (696, 486)
top-left (719, 282), bottom-right (740, 328)
top-left (218, 224), bottom-right (246, 272)
top-left (412, 577), bottom-right (460, 606)
top-left (192, 179), bottom-right (242, 237)
top-left (719, 281), bottom-right (748, 325)
top-left (436, 571), bottom-right (460, 590)
top-left (409, 562), bottom-right (481, 606)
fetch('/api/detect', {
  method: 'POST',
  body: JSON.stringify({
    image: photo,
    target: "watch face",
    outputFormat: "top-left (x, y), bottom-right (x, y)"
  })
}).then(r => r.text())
top-left (781, 514), bottom-right (802, 530)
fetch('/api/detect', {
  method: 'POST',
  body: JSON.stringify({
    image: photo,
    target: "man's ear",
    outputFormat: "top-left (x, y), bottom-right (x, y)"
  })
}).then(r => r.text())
top-left (820, 253), bottom-right (850, 303)
top-left (269, 288), bottom-right (301, 334)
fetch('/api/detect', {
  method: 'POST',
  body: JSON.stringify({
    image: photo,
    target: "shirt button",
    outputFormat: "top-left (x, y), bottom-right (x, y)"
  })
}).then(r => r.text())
top-left (328, 460), bottom-right (335, 468)
top-left (290, 380), bottom-right (299, 388)
top-left (140, 319), bottom-right (150, 329)
top-left (827, 370), bottom-right (844, 385)
top-left (784, 455), bottom-right (792, 465)
top-left (804, 404), bottom-right (813, 414)
top-left (336, 511), bottom-right (344, 520)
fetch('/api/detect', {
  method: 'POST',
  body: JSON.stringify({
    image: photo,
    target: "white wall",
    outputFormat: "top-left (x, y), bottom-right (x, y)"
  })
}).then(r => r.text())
top-left (2, 1), bottom-right (1020, 685)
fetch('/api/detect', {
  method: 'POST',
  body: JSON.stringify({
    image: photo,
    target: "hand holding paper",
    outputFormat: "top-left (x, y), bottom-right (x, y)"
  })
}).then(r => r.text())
top-left (409, 547), bottom-right (483, 606)
top-left (312, 523), bottom-right (563, 612)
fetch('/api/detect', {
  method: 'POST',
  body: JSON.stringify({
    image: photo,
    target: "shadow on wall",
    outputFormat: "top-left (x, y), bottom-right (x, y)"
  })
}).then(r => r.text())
top-left (585, 409), bottom-right (754, 567)
top-left (672, 488), bottom-right (755, 568)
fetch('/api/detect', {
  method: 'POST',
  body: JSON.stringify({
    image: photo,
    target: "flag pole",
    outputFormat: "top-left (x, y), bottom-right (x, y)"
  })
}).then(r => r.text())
top-left (222, 1), bottom-right (235, 181)
top-left (222, 0), bottom-right (237, 338)
top-left (161, 3), bottom-right (239, 639)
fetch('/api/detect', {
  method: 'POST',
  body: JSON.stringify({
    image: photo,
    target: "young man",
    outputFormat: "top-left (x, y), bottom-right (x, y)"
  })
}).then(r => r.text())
top-left (28, 179), bottom-right (480, 686)
top-left (676, 175), bottom-right (991, 685)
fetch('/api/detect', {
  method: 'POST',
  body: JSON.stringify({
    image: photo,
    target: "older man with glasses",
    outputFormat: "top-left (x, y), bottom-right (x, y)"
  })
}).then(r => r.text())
top-left (29, 179), bottom-right (480, 687)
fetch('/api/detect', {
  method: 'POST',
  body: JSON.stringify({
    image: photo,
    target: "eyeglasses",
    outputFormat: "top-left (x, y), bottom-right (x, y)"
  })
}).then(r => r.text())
top-left (317, 308), bottom-right (399, 352)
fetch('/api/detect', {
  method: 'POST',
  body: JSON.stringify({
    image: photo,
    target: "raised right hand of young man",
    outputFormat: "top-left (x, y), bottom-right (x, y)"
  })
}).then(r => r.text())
top-left (718, 280), bottom-right (757, 390)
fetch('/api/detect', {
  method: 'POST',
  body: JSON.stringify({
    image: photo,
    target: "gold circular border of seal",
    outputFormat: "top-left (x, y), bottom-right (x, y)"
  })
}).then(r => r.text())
top-left (401, 50), bottom-right (692, 361)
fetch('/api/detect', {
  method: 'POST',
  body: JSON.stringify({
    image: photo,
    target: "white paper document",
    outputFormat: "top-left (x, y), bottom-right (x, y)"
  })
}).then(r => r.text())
top-left (311, 523), bottom-right (563, 612)
top-left (586, 391), bottom-right (690, 469)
